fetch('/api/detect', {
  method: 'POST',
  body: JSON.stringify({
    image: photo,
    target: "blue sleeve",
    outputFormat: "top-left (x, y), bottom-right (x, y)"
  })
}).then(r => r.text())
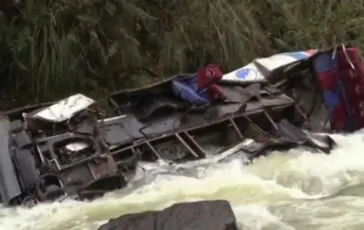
top-left (171, 80), bottom-right (210, 106)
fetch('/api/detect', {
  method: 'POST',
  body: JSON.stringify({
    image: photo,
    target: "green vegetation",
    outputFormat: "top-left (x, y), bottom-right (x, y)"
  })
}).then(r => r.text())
top-left (0, 0), bottom-right (363, 108)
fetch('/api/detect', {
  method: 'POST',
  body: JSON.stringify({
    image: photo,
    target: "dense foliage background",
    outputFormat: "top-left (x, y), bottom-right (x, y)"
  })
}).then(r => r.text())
top-left (0, 0), bottom-right (363, 108)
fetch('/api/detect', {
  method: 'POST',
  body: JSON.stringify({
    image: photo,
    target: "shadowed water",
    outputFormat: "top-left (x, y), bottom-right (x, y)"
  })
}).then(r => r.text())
top-left (2, 130), bottom-right (364, 230)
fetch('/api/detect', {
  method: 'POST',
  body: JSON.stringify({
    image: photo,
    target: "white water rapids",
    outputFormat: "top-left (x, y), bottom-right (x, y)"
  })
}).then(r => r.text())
top-left (2, 130), bottom-right (364, 230)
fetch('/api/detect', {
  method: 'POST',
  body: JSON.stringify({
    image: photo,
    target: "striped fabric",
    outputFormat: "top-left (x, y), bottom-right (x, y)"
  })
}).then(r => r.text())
top-left (284, 49), bottom-right (318, 60)
top-left (313, 46), bottom-right (364, 132)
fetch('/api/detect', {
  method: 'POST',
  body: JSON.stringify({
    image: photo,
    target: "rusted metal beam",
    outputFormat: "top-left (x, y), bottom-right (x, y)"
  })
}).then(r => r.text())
top-left (229, 118), bottom-right (244, 139)
top-left (145, 140), bottom-right (162, 159)
top-left (175, 133), bottom-right (199, 158)
top-left (263, 109), bottom-right (278, 131)
top-left (244, 114), bottom-right (267, 134)
top-left (181, 131), bottom-right (206, 158)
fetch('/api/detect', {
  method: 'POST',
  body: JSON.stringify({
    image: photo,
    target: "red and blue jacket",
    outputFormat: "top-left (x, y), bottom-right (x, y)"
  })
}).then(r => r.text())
top-left (171, 64), bottom-right (226, 106)
top-left (314, 45), bottom-right (364, 132)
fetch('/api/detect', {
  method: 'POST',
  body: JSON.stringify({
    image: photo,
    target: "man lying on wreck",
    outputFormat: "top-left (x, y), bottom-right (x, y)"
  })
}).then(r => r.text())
top-left (171, 64), bottom-right (227, 106)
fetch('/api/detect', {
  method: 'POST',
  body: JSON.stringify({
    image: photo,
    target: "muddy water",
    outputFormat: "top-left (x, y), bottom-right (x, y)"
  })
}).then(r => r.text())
top-left (2, 130), bottom-right (364, 230)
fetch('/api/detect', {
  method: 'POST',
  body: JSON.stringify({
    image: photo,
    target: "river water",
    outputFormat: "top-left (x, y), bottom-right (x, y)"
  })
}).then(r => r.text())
top-left (2, 130), bottom-right (364, 230)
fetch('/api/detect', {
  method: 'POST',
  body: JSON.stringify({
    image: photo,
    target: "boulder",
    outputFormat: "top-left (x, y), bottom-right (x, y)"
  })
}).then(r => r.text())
top-left (97, 200), bottom-right (238, 230)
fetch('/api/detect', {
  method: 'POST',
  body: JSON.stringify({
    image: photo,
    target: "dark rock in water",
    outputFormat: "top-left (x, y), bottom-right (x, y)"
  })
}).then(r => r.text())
top-left (97, 200), bottom-right (238, 230)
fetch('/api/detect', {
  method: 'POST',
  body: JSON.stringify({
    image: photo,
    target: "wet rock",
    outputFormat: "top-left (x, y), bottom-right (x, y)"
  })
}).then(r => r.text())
top-left (97, 200), bottom-right (238, 230)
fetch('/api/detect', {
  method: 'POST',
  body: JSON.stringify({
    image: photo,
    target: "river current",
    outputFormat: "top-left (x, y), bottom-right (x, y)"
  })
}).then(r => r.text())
top-left (1, 130), bottom-right (364, 230)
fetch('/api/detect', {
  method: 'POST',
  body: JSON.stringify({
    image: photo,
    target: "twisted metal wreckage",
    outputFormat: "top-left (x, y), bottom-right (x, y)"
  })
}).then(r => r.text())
top-left (1, 43), bottom-right (363, 207)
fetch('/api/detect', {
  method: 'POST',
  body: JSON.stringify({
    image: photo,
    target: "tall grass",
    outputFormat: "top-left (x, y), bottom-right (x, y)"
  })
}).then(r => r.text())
top-left (1, 0), bottom-right (364, 107)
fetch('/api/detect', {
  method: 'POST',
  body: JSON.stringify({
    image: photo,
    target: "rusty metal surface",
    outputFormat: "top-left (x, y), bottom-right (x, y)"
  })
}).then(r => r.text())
top-left (88, 155), bottom-right (118, 180)
top-left (60, 165), bottom-right (92, 189)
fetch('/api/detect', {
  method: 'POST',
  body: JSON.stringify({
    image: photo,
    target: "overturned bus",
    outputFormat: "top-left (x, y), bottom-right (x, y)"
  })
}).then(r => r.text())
top-left (0, 43), bottom-right (362, 207)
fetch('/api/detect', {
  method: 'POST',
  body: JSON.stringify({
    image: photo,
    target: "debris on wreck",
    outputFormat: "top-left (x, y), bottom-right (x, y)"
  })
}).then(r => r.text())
top-left (0, 43), bottom-right (363, 207)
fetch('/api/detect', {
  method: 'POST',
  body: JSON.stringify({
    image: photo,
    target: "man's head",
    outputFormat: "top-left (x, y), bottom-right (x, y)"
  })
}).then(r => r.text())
top-left (204, 64), bottom-right (223, 83)
top-left (197, 64), bottom-right (223, 90)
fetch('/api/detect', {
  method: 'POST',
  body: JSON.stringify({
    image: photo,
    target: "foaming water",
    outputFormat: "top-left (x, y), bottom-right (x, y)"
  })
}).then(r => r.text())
top-left (3, 131), bottom-right (364, 230)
